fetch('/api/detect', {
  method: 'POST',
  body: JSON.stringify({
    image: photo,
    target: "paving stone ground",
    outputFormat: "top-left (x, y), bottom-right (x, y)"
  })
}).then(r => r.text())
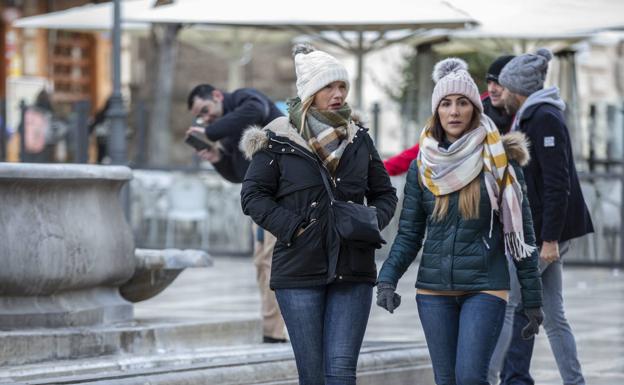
top-left (135, 256), bottom-right (624, 384)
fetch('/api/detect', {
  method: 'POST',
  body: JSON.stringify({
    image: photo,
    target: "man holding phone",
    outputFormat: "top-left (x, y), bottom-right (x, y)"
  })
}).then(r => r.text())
top-left (186, 84), bottom-right (283, 183)
top-left (186, 84), bottom-right (286, 343)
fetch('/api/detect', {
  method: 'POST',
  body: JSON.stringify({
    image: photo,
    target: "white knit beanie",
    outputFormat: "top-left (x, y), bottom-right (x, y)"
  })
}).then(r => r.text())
top-left (431, 58), bottom-right (483, 114)
top-left (292, 44), bottom-right (350, 102)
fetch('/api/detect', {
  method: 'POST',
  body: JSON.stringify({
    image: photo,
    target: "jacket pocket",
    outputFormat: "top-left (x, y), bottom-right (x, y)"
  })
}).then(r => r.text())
top-left (296, 217), bottom-right (319, 237)
top-left (347, 243), bottom-right (376, 274)
top-left (273, 219), bottom-right (327, 278)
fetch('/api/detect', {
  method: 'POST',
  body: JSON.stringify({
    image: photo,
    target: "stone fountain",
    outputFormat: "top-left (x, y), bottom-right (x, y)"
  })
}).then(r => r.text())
top-left (0, 164), bottom-right (239, 368)
top-left (0, 163), bottom-right (136, 328)
top-left (0, 163), bottom-right (431, 385)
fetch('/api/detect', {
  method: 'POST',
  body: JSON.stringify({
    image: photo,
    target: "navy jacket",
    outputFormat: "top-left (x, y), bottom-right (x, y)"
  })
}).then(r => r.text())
top-left (518, 103), bottom-right (593, 244)
top-left (204, 88), bottom-right (283, 183)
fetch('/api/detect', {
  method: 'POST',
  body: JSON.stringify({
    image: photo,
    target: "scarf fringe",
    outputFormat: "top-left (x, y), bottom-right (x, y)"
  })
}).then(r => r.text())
top-left (505, 232), bottom-right (537, 261)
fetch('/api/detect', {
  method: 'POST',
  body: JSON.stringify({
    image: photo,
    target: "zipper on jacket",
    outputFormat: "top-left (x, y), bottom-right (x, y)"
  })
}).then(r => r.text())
top-left (482, 236), bottom-right (491, 250)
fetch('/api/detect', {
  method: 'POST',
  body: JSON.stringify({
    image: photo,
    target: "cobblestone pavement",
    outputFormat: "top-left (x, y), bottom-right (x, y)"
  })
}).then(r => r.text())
top-left (135, 256), bottom-right (624, 384)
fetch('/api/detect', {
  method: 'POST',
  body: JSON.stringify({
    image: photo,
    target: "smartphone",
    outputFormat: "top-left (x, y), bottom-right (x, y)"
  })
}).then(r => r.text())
top-left (185, 131), bottom-right (213, 151)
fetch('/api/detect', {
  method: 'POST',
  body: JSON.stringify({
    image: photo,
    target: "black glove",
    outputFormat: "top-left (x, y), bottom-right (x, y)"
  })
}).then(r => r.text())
top-left (376, 282), bottom-right (401, 313)
top-left (521, 307), bottom-right (544, 340)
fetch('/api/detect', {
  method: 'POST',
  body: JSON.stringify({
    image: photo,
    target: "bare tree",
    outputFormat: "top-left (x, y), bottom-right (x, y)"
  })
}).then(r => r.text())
top-left (147, 21), bottom-right (180, 166)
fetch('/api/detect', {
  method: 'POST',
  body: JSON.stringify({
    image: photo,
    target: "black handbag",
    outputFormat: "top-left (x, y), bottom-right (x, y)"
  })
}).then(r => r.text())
top-left (317, 164), bottom-right (386, 249)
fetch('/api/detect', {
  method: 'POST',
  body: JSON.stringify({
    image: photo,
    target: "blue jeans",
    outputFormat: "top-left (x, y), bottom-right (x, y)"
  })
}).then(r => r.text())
top-left (275, 282), bottom-right (373, 385)
top-left (492, 241), bottom-right (585, 385)
top-left (417, 293), bottom-right (506, 385)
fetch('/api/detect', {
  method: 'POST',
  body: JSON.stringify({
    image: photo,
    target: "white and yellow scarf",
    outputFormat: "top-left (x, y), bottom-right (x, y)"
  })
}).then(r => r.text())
top-left (417, 114), bottom-right (535, 261)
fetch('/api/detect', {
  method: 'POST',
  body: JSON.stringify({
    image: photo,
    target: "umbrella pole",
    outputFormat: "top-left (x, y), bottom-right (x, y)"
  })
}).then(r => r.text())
top-left (355, 30), bottom-right (364, 110)
top-left (108, 0), bottom-right (129, 217)
top-left (108, 0), bottom-right (127, 166)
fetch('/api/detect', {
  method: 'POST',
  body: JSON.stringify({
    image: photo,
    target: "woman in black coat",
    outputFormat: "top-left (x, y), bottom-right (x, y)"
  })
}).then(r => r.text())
top-left (240, 44), bottom-right (397, 385)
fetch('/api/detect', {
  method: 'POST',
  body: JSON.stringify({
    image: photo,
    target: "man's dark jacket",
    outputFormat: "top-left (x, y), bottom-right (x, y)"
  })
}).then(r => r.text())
top-left (204, 88), bottom-right (283, 183)
top-left (240, 117), bottom-right (397, 289)
top-left (517, 103), bottom-right (593, 245)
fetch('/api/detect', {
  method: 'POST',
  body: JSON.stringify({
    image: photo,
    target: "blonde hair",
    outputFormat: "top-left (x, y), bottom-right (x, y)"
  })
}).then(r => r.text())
top-left (430, 177), bottom-right (481, 221)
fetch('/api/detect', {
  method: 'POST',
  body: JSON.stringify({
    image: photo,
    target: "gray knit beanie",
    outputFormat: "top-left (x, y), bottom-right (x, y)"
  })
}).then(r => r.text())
top-left (499, 48), bottom-right (553, 96)
top-left (431, 58), bottom-right (483, 114)
top-left (292, 43), bottom-right (350, 102)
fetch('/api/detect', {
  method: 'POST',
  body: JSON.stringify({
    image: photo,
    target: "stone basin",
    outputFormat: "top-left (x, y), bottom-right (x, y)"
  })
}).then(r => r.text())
top-left (0, 163), bottom-right (135, 328)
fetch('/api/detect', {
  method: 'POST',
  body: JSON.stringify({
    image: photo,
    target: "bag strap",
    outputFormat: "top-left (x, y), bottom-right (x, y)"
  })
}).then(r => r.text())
top-left (317, 162), bottom-right (337, 203)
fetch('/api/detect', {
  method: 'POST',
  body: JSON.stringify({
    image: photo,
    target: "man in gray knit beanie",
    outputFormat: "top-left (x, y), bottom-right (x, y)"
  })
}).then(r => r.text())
top-left (491, 48), bottom-right (593, 385)
top-left (499, 48), bottom-right (551, 96)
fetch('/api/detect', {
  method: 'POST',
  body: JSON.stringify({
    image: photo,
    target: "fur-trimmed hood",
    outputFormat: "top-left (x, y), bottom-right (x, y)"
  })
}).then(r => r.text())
top-left (240, 116), bottom-right (362, 160)
top-left (501, 131), bottom-right (530, 166)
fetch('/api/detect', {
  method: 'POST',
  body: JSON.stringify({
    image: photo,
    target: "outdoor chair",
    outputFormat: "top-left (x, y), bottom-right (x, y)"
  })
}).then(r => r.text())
top-left (164, 176), bottom-right (210, 250)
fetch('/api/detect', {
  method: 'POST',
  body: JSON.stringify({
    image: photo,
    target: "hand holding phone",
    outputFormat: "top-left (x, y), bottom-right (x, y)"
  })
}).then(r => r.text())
top-left (185, 131), bottom-right (213, 151)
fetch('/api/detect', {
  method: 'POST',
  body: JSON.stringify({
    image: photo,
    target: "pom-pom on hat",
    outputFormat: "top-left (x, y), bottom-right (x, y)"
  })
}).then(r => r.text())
top-left (292, 43), bottom-right (350, 102)
top-left (499, 48), bottom-right (553, 96)
top-left (431, 57), bottom-right (483, 113)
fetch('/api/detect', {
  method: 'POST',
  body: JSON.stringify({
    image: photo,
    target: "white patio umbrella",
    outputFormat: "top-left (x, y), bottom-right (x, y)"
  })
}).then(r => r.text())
top-left (123, 0), bottom-right (477, 107)
top-left (12, 0), bottom-right (153, 31)
top-left (123, 0), bottom-right (475, 31)
top-left (448, 0), bottom-right (624, 40)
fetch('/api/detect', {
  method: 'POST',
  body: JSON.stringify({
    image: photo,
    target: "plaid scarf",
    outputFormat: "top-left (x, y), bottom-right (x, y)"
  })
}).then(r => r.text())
top-left (288, 97), bottom-right (350, 175)
top-left (417, 115), bottom-right (536, 261)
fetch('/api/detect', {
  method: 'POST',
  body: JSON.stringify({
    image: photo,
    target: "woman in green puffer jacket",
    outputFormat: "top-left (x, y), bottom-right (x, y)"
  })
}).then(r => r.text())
top-left (376, 58), bottom-right (543, 385)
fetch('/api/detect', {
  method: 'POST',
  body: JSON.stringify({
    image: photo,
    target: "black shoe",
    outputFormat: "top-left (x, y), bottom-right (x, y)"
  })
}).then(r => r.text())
top-left (263, 336), bottom-right (288, 343)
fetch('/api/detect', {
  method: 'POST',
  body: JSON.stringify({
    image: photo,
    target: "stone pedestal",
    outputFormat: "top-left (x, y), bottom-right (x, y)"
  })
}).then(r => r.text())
top-left (0, 163), bottom-right (135, 328)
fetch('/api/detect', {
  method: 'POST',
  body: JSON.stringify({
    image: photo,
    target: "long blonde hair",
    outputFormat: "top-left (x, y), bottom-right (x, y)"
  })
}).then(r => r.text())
top-left (423, 108), bottom-right (482, 221)
top-left (430, 177), bottom-right (481, 221)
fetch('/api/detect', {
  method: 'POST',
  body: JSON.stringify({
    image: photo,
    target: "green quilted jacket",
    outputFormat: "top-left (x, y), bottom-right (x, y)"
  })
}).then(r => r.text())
top-left (378, 132), bottom-right (542, 308)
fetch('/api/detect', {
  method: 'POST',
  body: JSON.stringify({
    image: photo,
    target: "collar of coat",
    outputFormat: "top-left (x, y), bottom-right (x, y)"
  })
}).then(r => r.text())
top-left (240, 116), bottom-right (365, 160)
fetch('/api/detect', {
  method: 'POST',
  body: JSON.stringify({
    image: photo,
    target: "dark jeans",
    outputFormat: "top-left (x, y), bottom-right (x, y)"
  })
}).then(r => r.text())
top-left (499, 310), bottom-right (535, 385)
top-left (275, 282), bottom-right (373, 385)
top-left (417, 293), bottom-right (506, 385)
